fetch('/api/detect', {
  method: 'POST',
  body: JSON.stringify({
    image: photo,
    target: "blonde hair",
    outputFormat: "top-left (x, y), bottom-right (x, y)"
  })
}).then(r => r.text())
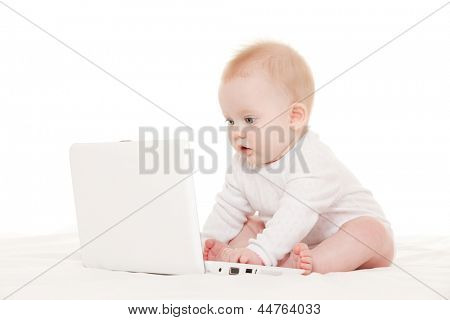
top-left (221, 41), bottom-right (315, 111)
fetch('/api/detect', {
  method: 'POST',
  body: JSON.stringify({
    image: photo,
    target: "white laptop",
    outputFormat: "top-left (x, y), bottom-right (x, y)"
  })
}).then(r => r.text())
top-left (69, 140), bottom-right (304, 276)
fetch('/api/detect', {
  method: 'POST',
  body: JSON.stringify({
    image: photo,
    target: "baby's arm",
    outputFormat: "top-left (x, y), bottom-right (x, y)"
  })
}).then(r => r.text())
top-left (201, 158), bottom-right (253, 247)
top-left (247, 169), bottom-right (341, 266)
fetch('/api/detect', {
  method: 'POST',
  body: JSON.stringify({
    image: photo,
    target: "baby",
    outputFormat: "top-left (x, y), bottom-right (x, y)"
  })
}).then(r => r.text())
top-left (202, 41), bottom-right (394, 274)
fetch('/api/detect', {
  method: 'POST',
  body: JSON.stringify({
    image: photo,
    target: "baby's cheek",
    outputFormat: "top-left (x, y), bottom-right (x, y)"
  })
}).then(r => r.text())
top-left (250, 131), bottom-right (266, 153)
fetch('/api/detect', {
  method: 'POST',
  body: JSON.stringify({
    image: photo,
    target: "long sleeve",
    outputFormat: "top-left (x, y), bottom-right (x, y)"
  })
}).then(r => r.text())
top-left (247, 167), bottom-right (342, 266)
top-left (201, 155), bottom-right (254, 247)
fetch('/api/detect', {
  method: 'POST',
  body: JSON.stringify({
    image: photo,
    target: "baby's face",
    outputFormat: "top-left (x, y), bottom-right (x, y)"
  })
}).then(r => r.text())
top-left (219, 70), bottom-right (295, 168)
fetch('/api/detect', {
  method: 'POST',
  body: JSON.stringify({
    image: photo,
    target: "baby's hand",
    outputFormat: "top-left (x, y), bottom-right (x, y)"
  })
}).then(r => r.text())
top-left (229, 248), bottom-right (264, 265)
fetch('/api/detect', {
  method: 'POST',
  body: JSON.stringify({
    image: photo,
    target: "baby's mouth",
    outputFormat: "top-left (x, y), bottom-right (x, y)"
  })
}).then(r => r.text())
top-left (239, 145), bottom-right (253, 155)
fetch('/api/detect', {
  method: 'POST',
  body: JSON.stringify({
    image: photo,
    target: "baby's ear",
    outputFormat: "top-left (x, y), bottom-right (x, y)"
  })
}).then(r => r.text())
top-left (289, 102), bottom-right (308, 130)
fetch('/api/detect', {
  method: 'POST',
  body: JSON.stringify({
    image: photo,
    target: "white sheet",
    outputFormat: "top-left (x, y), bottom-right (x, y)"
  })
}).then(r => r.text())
top-left (0, 234), bottom-right (449, 299)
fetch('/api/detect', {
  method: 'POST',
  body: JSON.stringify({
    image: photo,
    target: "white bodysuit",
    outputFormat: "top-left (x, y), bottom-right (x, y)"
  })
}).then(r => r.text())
top-left (201, 128), bottom-right (390, 267)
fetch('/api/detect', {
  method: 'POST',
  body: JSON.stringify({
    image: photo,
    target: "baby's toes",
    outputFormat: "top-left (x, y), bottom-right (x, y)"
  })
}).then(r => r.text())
top-left (203, 248), bottom-right (212, 260)
top-left (290, 250), bottom-right (300, 264)
top-left (299, 256), bottom-right (312, 268)
top-left (300, 248), bottom-right (312, 259)
top-left (203, 242), bottom-right (212, 260)
top-left (291, 243), bottom-right (312, 274)
top-left (293, 243), bottom-right (309, 254)
top-left (299, 256), bottom-right (313, 274)
top-left (205, 239), bottom-right (215, 249)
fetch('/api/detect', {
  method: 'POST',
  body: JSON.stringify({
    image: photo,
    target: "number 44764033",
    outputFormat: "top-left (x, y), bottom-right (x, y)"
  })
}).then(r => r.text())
top-left (257, 303), bottom-right (320, 315)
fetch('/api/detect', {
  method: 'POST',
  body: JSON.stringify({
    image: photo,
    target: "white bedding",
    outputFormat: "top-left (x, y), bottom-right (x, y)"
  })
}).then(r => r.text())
top-left (0, 234), bottom-right (449, 299)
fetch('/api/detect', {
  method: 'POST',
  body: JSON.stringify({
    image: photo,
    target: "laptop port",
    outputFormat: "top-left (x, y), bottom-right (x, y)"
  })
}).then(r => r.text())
top-left (229, 267), bottom-right (239, 275)
top-left (245, 268), bottom-right (253, 274)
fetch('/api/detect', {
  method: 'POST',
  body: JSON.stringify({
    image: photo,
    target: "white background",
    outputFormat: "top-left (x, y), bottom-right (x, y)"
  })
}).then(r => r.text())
top-left (0, 0), bottom-right (449, 237)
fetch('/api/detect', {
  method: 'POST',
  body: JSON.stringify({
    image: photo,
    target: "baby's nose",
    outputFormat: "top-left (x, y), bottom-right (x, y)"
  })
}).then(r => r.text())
top-left (237, 126), bottom-right (247, 138)
top-left (230, 125), bottom-right (246, 138)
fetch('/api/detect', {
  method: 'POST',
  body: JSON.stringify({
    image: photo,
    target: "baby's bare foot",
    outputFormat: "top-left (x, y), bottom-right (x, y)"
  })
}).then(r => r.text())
top-left (278, 243), bottom-right (313, 275)
top-left (203, 239), bottom-right (233, 262)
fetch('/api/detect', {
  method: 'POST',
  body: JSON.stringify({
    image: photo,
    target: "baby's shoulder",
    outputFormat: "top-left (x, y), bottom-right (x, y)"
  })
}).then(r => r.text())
top-left (280, 129), bottom-right (344, 180)
top-left (302, 130), bottom-right (339, 166)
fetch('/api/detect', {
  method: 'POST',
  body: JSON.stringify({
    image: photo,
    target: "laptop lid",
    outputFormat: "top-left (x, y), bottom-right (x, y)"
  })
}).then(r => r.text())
top-left (69, 140), bottom-right (204, 275)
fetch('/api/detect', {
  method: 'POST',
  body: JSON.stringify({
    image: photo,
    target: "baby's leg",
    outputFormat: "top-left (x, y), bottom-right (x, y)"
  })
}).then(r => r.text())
top-left (229, 216), bottom-right (312, 274)
top-left (309, 216), bottom-right (394, 273)
top-left (204, 216), bottom-right (312, 272)
top-left (278, 216), bottom-right (393, 274)
top-left (228, 215), bottom-right (265, 248)
top-left (203, 215), bottom-right (264, 262)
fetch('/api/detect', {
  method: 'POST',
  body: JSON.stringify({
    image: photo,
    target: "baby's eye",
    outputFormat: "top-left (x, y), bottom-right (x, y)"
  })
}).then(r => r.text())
top-left (225, 119), bottom-right (235, 126)
top-left (244, 117), bottom-right (255, 125)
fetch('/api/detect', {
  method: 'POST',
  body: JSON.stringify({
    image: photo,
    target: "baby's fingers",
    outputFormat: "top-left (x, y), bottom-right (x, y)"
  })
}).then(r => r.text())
top-left (229, 250), bottom-right (242, 263)
top-left (239, 255), bottom-right (249, 264)
top-left (221, 247), bottom-right (233, 262)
